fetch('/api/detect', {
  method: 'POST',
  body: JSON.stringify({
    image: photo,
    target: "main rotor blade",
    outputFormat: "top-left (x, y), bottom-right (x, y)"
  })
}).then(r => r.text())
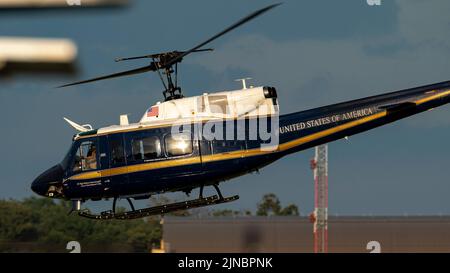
top-left (58, 63), bottom-right (156, 88)
top-left (57, 4), bottom-right (280, 88)
top-left (164, 3), bottom-right (281, 68)
top-left (115, 48), bottom-right (214, 62)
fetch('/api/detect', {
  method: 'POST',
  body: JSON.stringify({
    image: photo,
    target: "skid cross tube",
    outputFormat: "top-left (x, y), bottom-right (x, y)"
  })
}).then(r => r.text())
top-left (78, 194), bottom-right (239, 220)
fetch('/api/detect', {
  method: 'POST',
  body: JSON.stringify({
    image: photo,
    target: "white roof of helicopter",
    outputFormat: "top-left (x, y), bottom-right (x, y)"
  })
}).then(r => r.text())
top-left (72, 86), bottom-right (278, 138)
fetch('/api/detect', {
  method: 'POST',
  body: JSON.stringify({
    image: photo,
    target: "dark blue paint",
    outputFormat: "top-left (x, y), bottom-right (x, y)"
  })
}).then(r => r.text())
top-left (32, 80), bottom-right (450, 201)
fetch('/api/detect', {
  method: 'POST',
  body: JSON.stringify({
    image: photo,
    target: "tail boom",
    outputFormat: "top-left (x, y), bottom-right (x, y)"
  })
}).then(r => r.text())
top-left (277, 80), bottom-right (450, 155)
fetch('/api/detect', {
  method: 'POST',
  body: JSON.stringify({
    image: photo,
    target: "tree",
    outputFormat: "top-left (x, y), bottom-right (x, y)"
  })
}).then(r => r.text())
top-left (256, 193), bottom-right (281, 216)
top-left (0, 197), bottom-right (162, 253)
top-left (256, 193), bottom-right (299, 216)
top-left (279, 204), bottom-right (299, 216)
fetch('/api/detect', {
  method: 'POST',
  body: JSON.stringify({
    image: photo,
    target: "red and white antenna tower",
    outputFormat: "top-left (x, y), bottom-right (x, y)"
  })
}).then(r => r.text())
top-left (310, 144), bottom-right (328, 253)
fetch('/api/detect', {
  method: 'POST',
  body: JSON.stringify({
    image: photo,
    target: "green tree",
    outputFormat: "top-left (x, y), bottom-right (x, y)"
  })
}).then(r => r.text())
top-left (0, 197), bottom-right (163, 253)
top-left (256, 193), bottom-right (299, 216)
top-left (279, 204), bottom-right (299, 216)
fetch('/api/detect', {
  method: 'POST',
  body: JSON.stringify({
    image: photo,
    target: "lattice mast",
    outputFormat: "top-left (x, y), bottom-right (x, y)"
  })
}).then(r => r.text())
top-left (310, 144), bottom-right (328, 253)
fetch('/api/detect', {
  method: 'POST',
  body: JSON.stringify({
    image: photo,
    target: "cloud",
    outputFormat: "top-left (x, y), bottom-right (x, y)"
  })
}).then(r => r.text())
top-left (189, 0), bottom-right (450, 126)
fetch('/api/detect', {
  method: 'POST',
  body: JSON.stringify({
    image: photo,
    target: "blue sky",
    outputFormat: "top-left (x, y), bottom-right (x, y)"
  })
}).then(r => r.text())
top-left (0, 0), bottom-right (449, 215)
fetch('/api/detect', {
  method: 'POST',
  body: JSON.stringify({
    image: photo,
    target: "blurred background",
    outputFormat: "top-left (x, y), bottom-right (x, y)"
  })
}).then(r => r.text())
top-left (1, 0), bottom-right (450, 252)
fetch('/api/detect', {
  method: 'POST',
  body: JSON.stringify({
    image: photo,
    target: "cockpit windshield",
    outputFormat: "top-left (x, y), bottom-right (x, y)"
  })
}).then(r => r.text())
top-left (61, 138), bottom-right (98, 173)
top-left (73, 140), bottom-right (98, 172)
top-left (61, 145), bottom-right (73, 171)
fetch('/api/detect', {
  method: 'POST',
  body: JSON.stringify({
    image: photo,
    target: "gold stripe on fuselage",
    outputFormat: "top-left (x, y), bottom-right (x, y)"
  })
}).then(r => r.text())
top-left (70, 156), bottom-right (202, 180)
top-left (415, 89), bottom-right (450, 105)
top-left (69, 89), bottom-right (450, 181)
top-left (69, 111), bottom-right (388, 181)
top-left (278, 110), bottom-right (387, 151)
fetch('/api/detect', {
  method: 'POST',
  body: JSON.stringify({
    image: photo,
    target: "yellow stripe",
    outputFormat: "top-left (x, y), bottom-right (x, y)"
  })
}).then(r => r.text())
top-left (70, 156), bottom-right (201, 180)
top-left (278, 111), bottom-right (387, 151)
top-left (415, 89), bottom-right (450, 105)
top-left (71, 171), bottom-right (102, 180)
top-left (276, 88), bottom-right (450, 152)
top-left (122, 156), bottom-right (201, 175)
top-left (201, 147), bottom-right (277, 163)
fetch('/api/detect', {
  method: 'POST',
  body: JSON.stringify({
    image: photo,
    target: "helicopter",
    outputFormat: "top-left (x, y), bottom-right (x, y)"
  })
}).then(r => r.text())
top-left (32, 3), bottom-right (450, 220)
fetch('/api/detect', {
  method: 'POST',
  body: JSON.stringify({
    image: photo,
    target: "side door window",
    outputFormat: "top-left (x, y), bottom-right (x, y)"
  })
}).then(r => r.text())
top-left (109, 134), bottom-right (126, 168)
top-left (71, 139), bottom-right (98, 173)
top-left (104, 133), bottom-right (129, 187)
top-left (129, 135), bottom-right (162, 162)
top-left (164, 132), bottom-right (193, 157)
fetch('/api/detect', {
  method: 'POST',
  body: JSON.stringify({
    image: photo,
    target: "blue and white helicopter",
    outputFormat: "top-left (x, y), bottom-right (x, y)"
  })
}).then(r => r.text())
top-left (32, 4), bottom-right (450, 219)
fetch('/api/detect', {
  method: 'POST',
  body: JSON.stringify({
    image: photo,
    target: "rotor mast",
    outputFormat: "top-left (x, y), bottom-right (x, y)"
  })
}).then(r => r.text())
top-left (157, 52), bottom-right (183, 101)
top-left (57, 3), bottom-right (282, 102)
top-left (114, 49), bottom-right (213, 101)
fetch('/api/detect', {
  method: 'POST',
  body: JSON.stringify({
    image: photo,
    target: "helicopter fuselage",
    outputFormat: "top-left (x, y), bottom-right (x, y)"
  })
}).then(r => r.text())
top-left (32, 80), bottom-right (450, 203)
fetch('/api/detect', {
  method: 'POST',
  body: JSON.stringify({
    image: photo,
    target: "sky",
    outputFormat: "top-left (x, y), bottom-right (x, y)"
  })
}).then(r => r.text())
top-left (0, 0), bottom-right (449, 215)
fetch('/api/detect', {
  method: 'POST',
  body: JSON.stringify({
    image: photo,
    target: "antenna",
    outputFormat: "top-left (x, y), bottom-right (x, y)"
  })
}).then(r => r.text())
top-left (235, 77), bottom-right (253, 89)
top-left (63, 117), bottom-right (92, 132)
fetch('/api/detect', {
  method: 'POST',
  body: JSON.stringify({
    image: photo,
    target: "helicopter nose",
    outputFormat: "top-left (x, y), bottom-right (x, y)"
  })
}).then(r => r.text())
top-left (31, 164), bottom-right (64, 197)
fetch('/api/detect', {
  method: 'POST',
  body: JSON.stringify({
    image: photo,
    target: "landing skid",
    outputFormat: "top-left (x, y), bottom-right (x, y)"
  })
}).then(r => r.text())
top-left (78, 194), bottom-right (239, 220)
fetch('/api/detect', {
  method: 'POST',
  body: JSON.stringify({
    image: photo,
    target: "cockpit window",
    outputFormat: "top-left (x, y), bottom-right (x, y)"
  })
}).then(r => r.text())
top-left (72, 140), bottom-right (98, 173)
